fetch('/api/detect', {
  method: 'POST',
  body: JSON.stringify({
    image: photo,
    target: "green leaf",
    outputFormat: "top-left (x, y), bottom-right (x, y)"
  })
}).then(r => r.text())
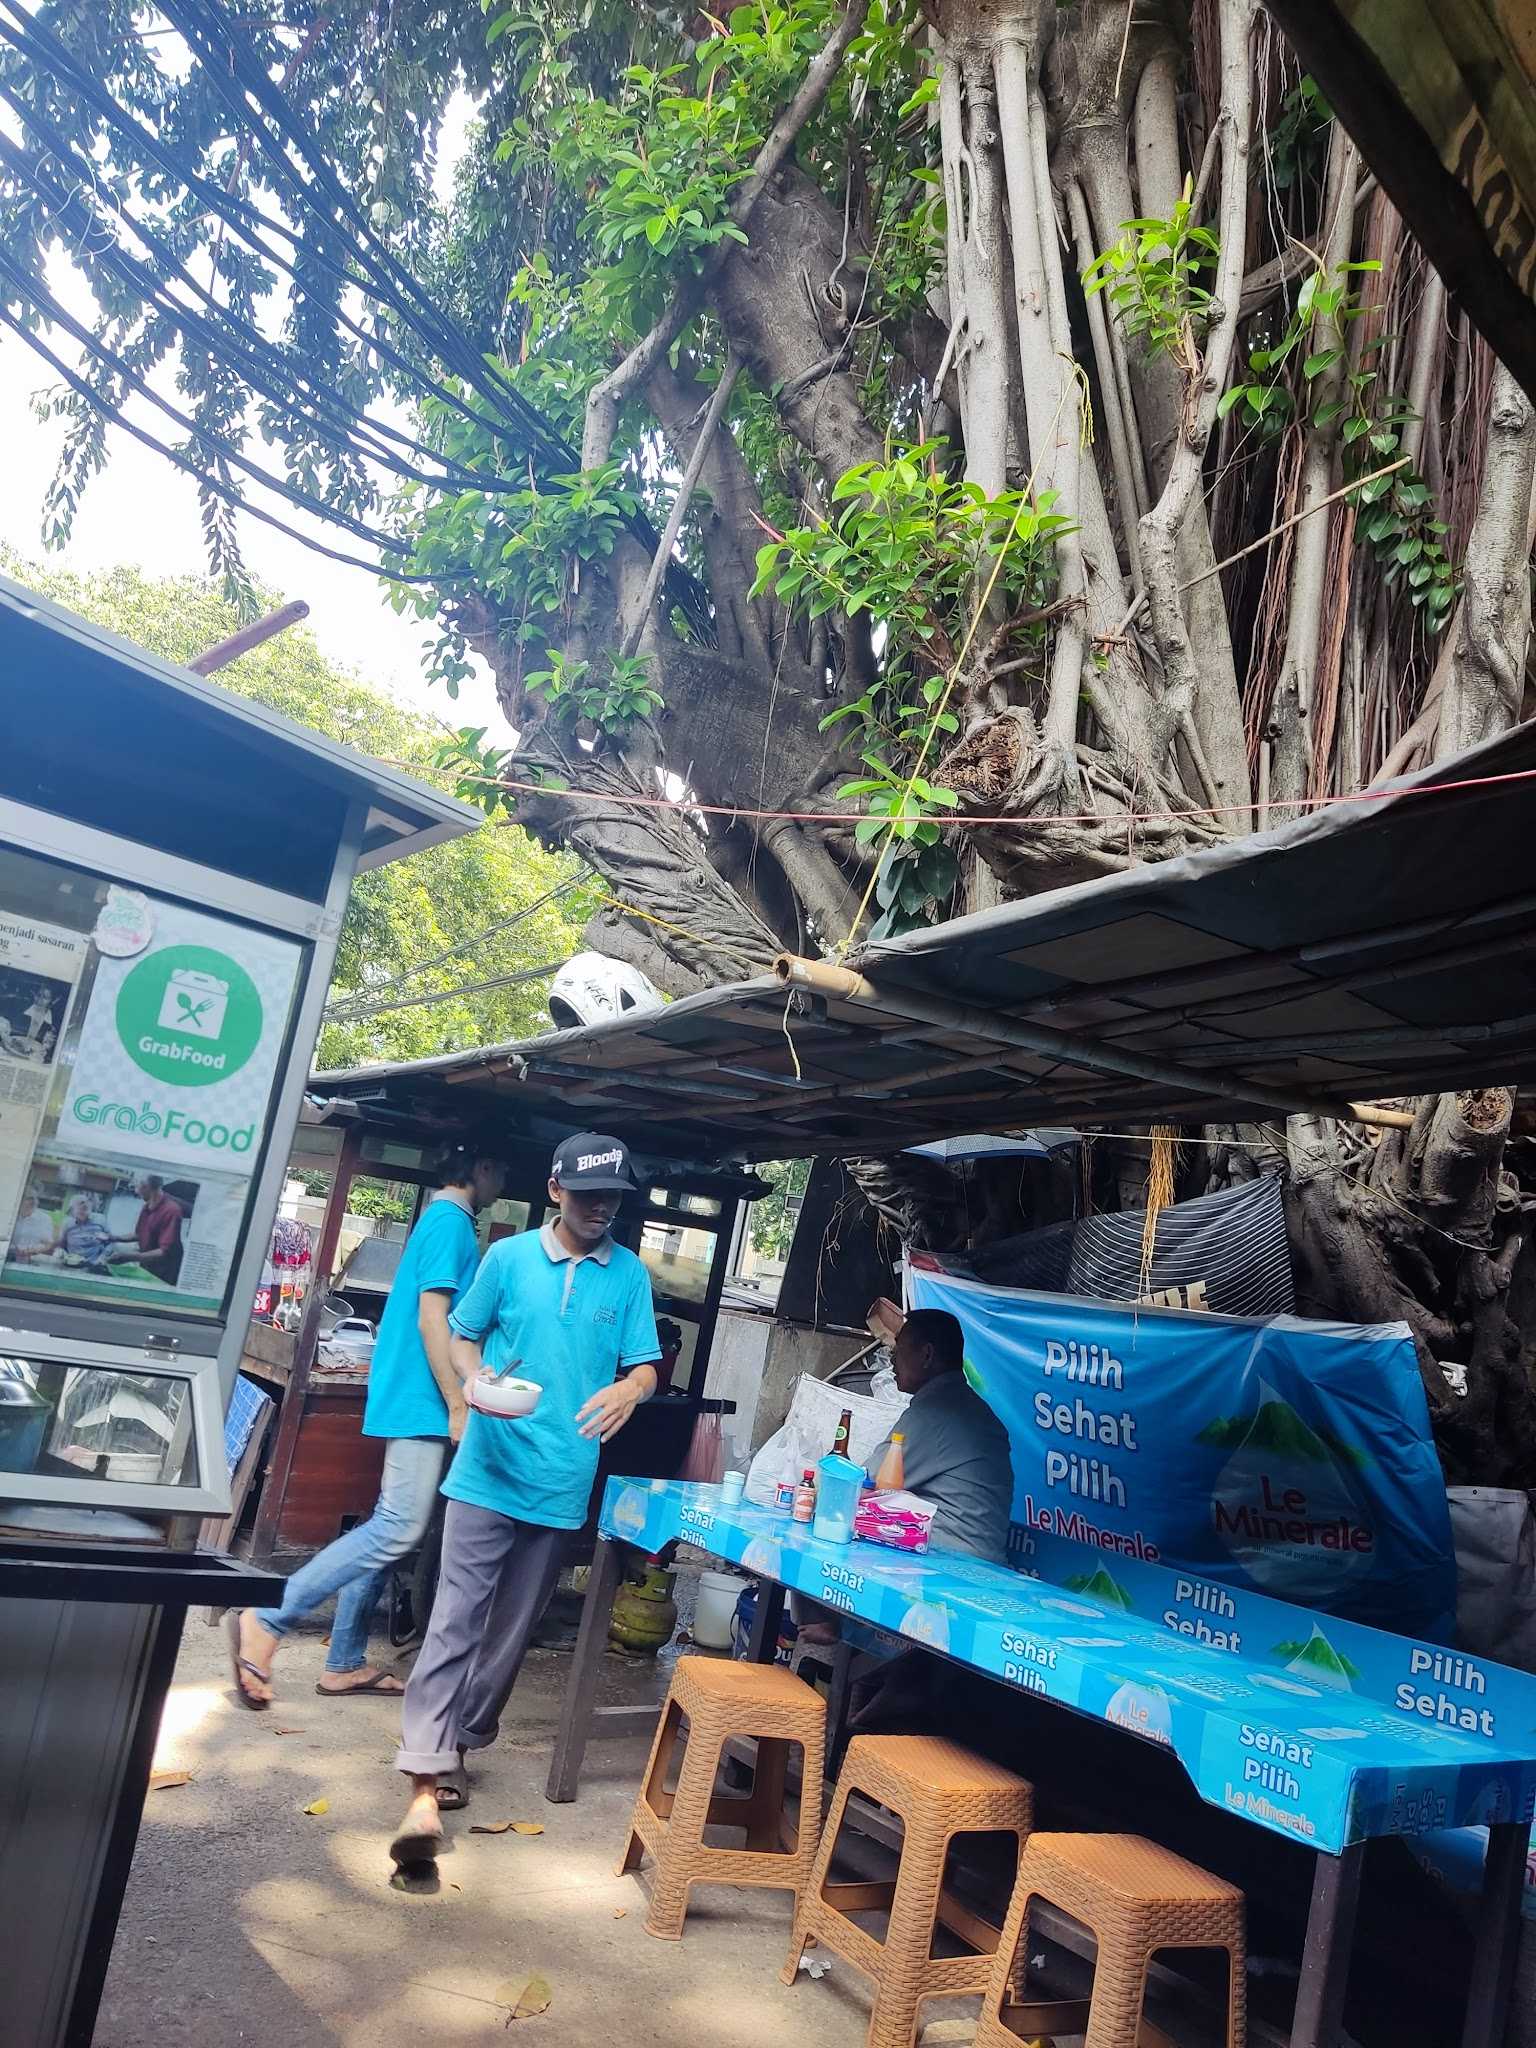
top-left (1216, 385), bottom-right (1247, 420)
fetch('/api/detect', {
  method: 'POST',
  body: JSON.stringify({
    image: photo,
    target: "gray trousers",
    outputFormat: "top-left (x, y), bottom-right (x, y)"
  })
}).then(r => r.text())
top-left (395, 1498), bottom-right (566, 1776)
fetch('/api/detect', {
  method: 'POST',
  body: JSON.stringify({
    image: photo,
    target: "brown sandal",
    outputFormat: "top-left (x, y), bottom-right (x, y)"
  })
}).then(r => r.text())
top-left (314, 1670), bottom-right (405, 1698)
top-left (225, 1611), bottom-right (272, 1711)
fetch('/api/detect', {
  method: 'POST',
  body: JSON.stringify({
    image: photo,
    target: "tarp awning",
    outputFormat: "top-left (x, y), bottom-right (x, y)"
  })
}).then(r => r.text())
top-left (315, 723), bottom-right (1536, 1165)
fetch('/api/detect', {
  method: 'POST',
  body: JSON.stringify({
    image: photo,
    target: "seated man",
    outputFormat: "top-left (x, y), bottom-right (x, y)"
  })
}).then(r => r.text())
top-left (873, 1305), bottom-right (1014, 1564)
top-left (833, 1305), bottom-right (1014, 1744)
top-left (797, 1303), bottom-right (1014, 1653)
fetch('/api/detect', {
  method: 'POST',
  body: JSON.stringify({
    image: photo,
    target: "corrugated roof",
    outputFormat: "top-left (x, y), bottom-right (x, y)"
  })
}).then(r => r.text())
top-left (314, 722), bottom-right (1536, 1163)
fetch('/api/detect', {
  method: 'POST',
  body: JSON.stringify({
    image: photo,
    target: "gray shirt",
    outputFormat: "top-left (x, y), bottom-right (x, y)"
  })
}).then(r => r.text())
top-left (875, 1371), bottom-right (1014, 1564)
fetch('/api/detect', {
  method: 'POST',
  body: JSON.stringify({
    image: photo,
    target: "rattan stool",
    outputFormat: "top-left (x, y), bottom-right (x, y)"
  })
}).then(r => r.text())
top-left (974, 1833), bottom-right (1246, 2047)
top-left (781, 1733), bottom-right (1034, 2048)
top-left (617, 1654), bottom-right (826, 1940)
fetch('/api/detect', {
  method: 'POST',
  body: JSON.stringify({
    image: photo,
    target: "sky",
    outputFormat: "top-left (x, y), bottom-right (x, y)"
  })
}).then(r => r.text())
top-left (0, 90), bottom-right (514, 741)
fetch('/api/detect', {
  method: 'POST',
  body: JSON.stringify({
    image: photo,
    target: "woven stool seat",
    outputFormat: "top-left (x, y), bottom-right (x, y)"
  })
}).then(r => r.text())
top-left (617, 1654), bottom-right (826, 1941)
top-left (782, 1734), bottom-right (1034, 2048)
top-left (974, 1832), bottom-right (1246, 2047)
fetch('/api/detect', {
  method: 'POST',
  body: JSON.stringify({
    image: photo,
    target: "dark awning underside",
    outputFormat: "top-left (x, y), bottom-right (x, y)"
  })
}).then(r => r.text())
top-left (315, 724), bottom-right (1536, 1166)
top-left (1266, 0), bottom-right (1536, 406)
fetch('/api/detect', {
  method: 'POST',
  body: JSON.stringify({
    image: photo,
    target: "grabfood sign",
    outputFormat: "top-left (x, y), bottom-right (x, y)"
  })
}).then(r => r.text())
top-left (63, 901), bottom-right (302, 1172)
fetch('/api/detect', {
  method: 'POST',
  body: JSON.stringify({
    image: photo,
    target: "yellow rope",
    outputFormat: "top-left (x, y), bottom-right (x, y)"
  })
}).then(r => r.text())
top-left (1138, 1125), bottom-right (1180, 1297)
top-left (593, 892), bottom-right (776, 966)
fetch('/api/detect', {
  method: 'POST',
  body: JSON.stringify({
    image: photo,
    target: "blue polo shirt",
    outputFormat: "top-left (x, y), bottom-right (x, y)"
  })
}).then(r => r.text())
top-left (361, 1193), bottom-right (481, 1440)
top-left (444, 1223), bottom-right (661, 1529)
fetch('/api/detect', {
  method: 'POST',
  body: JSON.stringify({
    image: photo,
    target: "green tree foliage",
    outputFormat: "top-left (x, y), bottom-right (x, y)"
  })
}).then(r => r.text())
top-left (749, 1157), bottom-right (811, 1261)
top-left (2, 553), bottom-right (592, 1064)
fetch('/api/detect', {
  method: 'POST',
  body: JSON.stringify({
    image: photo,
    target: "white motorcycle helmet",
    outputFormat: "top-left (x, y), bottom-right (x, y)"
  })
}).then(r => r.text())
top-left (548, 951), bottom-right (664, 1030)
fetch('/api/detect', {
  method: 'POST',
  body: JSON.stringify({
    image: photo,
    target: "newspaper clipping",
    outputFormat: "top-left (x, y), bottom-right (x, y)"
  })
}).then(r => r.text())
top-left (0, 911), bottom-right (87, 1261)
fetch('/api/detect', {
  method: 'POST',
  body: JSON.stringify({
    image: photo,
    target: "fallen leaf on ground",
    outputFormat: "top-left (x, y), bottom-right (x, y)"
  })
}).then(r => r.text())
top-left (612, 1907), bottom-right (627, 1920)
top-left (302, 1797), bottom-right (330, 1816)
top-left (510, 1821), bottom-right (544, 1836)
top-left (497, 1974), bottom-right (552, 2021)
top-left (149, 1770), bottom-right (191, 1791)
top-left (470, 1820), bottom-right (514, 1834)
top-left (271, 1727), bottom-right (305, 1736)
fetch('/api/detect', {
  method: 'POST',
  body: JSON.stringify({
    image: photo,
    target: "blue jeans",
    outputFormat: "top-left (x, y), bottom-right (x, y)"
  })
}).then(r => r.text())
top-left (253, 1436), bottom-right (446, 1673)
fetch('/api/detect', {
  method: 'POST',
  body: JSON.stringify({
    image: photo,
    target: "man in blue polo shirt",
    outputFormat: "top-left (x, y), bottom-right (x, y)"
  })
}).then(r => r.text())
top-left (229, 1145), bottom-right (506, 1708)
top-left (390, 1130), bottom-right (660, 1863)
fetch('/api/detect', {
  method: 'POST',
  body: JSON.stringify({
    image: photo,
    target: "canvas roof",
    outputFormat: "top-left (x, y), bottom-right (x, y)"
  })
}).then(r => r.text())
top-left (314, 722), bottom-right (1536, 1166)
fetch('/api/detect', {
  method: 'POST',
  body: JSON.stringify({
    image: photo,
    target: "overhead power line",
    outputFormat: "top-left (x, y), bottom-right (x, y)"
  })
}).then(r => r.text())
top-left (0, 0), bottom-right (714, 633)
top-left (326, 958), bottom-right (566, 1025)
top-left (322, 870), bottom-right (592, 1020)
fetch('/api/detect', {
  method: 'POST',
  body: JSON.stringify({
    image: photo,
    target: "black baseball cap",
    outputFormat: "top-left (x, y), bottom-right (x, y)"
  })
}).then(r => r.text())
top-left (550, 1131), bottom-right (638, 1192)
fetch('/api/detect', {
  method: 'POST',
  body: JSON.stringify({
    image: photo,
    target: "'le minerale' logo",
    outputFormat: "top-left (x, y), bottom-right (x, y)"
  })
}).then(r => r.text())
top-left (115, 945), bottom-right (263, 1089)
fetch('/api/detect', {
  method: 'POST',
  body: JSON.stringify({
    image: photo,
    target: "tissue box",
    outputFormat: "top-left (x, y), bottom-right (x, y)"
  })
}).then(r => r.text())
top-left (855, 1490), bottom-right (937, 1553)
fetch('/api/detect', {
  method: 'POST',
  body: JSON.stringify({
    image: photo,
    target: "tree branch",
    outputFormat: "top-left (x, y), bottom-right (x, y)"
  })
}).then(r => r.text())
top-left (581, 0), bottom-right (865, 470)
top-left (619, 351), bottom-right (740, 662)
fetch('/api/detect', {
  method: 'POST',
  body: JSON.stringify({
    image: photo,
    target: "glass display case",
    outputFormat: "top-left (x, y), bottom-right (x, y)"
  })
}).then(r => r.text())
top-left (0, 836), bottom-right (306, 1518)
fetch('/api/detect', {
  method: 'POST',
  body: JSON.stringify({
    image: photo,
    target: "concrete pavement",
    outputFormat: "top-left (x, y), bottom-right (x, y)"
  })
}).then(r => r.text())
top-left (93, 1610), bottom-right (922, 2048)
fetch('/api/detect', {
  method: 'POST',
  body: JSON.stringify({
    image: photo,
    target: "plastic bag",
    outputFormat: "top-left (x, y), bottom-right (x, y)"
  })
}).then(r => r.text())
top-left (679, 1407), bottom-right (725, 1484)
top-left (746, 1372), bottom-right (908, 1506)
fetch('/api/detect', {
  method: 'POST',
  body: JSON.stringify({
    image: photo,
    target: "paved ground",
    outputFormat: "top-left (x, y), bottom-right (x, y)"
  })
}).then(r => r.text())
top-left (93, 1601), bottom-right (959, 2048)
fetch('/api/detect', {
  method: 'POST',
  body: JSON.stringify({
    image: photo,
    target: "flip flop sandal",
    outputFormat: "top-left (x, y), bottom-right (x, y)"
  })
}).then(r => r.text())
top-left (314, 1671), bottom-right (406, 1698)
top-left (225, 1610), bottom-right (272, 1712)
top-left (435, 1756), bottom-right (470, 1811)
top-left (389, 1822), bottom-right (449, 1866)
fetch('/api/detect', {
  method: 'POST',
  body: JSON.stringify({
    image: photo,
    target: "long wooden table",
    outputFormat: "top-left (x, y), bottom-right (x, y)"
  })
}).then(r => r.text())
top-left (548, 1478), bottom-right (1536, 2048)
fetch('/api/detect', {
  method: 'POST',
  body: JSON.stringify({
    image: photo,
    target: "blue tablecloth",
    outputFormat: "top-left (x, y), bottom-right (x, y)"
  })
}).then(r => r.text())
top-left (601, 1477), bottom-right (1536, 1856)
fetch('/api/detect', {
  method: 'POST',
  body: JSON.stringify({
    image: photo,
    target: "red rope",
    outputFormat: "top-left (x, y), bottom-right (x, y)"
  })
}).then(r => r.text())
top-left (487, 762), bottom-right (1536, 832)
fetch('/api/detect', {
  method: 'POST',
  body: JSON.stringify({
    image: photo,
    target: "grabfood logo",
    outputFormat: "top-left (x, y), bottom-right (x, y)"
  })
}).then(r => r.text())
top-left (71, 1093), bottom-right (254, 1154)
top-left (115, 944), bottom-right (264, 1089)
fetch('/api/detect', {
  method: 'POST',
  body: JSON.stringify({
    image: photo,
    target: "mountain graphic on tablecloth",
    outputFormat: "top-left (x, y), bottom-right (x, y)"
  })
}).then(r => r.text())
top-left (1270, 1624), bottom-right (1361, 1689)
top-left (1064, 1565), bottom-right (1135, 1611)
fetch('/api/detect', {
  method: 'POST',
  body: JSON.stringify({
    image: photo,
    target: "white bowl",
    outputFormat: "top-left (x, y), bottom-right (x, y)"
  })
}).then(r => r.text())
top-left (467, 1374), bottom-right (542, 1419)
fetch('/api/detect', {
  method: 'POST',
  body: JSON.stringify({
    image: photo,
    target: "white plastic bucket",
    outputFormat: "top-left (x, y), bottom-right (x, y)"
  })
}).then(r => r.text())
top-left (693, 1569), bottom-right (741, 1650)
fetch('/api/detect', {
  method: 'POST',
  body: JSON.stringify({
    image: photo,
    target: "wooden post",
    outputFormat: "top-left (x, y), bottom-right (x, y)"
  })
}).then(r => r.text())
top-left (1290, 1844), bottom-right (1363, 2048)
top-left (1461, 1819), bottom-right (1529, 2048)
top-left (546, 1534), bottom-right (626, 1803)
top-left (249, 1124), bottom-right (361, 1565)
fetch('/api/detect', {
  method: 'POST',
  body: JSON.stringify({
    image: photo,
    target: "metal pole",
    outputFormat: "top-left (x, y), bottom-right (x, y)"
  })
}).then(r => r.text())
top-left (773, 953), bottom-right (1415, 1129)
top-left (188, 599), bottom-right (310, 675)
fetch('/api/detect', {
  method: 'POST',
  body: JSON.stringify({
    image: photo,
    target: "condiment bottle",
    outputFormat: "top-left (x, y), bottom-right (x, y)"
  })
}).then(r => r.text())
top-left (792, 1467), bottom-right (817, 1523)
top-left (831, 1406), bottom-right (853, 1459)
top-left (873, 1433), bottom-right (906, 1491)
